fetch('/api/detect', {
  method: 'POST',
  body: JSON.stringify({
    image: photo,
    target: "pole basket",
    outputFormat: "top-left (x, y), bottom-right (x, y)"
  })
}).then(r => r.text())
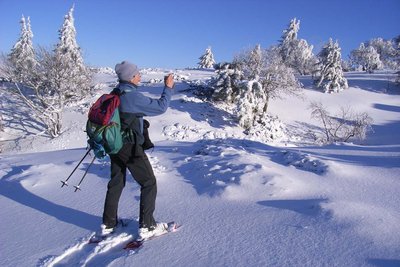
top-left (61, 180), bottom-right (69, 188)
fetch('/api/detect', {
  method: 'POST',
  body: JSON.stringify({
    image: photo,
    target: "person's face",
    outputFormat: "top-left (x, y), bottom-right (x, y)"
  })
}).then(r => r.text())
top-left (131, 73), bottom-right (141, 85)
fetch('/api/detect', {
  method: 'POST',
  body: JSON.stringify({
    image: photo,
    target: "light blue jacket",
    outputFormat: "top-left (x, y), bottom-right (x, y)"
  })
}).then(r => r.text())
top-left (117, 82), bottom-right (172, 117)
top-left (114, 82), bottom-right (172, 138)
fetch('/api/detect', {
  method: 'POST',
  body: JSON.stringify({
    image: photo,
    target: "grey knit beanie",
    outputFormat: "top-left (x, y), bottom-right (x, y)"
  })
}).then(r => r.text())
top-left (115, 61), bottom-right (139, 82)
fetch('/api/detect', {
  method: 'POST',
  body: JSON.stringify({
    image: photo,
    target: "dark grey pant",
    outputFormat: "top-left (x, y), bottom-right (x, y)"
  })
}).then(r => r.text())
top-left (103, 143), bottom-right (157, 229)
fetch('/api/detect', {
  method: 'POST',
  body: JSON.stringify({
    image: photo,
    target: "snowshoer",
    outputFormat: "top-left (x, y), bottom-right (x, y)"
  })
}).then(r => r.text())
top-left (100, 60), bottom-right (174, 240)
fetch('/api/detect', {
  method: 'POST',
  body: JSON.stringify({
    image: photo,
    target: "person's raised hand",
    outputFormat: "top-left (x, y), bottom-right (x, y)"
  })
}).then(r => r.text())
top-left (164, 74), bottom-right (174, 89)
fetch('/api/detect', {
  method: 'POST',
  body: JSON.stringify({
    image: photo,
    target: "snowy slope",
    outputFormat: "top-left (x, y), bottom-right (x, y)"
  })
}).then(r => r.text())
top-left (0, 70), bottom-right (399, 267)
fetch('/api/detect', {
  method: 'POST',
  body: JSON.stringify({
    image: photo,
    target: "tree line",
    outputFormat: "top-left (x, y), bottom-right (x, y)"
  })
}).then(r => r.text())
top-left (1, 11), bottom-right (398, 144)
top-left (196, 18), bottom-right (399, 143)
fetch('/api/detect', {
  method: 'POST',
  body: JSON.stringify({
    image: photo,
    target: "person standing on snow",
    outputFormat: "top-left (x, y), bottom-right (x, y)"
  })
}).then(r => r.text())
top-left (100, 60), bottom-right (174, 240)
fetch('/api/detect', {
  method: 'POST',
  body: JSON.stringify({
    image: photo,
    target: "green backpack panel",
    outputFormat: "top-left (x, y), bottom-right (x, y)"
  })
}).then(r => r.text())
top-left (86, 108), bottom-right (123, 159)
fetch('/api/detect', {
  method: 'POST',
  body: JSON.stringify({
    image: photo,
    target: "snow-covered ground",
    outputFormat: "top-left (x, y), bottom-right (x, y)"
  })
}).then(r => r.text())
top-left (0, 69), bottom-right (399, 267)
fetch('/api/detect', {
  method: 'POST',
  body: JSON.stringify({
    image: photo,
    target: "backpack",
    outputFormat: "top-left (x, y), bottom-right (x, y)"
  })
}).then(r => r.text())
top-left (86, 92), bottom-right (123, 159)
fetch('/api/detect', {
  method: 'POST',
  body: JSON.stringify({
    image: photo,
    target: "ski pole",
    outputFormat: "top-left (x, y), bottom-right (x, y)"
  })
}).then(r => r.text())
top-left (73, 155), bottom-right (96, 192)
top-left (61, 148), bottom-right (92, 188)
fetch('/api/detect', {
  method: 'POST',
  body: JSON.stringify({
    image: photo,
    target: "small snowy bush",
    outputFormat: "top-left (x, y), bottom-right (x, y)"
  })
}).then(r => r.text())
top-left (211, 62), bottom-right (242, 103)
top-left (276, 150), bottom-right (328, 175)
top-left (244, 114), bottom-right (286, 142)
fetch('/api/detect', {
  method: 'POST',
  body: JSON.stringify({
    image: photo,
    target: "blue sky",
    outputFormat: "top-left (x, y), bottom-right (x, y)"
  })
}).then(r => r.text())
top-left (0, 0), bottom-right (399, 69)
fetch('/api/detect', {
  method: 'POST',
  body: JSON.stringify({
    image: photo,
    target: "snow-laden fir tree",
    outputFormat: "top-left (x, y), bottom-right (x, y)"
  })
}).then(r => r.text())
top-left (314, 38), bottom-right (348, 93)
top-left (198, 47), bottom-right (216, 69)
top-left (350, 43), bottom-right (383, 73)
top-left (280, 18), bottom-right (300, 48)
top-left (211, 62), bottom-right (242, 103)
top-left (8, 15), bottom-right (37, 82)
top-left (53, 5), bottom-right (91, 101)
top-left (279, 18), bottom-right (315, 75)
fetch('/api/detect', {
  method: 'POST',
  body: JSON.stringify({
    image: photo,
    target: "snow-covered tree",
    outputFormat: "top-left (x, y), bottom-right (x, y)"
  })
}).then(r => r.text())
top-left (1, 47), bottom-right (65, 138)
top-left (279, 18), bottom-right (315, 75)
top-left (234, 44), bottom-right (264, 80)
top-left (0, 6), bottom-right (92, 138)
top-left (8, 15), bottom-right (37, 82)
top-left (54, 5), bottom-right (91, 101)
top-left (248, 44), bottom-right (263, 79)
top-left (211, 62), bottom-right (242, 103)
top-left (235, 46), bottom-right (300, 129)
top-left (258, 47), bottom-right (300, 113)
top-left (2, 15), bottom-right (62, 137)
top-left (394, 36), bottom-right (400, 83)
top-left (368, 38), bottom-right (398, 69)
top-left (280, 18), bottom-right (300, 50)
top-left (198, 47), bottom-right (216, 69)
top-left (237, 80), bottom-right (266, 129)
top-left (350, 43), bottom-right (383, 73)
top-left (314, 38), bottom-right (348, 93)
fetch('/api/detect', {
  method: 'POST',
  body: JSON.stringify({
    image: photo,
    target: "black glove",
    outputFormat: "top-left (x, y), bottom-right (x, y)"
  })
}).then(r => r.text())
top-left (142, 119), bottom-right (154, 150)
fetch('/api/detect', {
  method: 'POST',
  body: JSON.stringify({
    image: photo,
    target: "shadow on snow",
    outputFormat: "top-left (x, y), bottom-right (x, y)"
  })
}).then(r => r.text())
top-left (257, 198), bottom-right (331, 217)
top-left (0, 164), bottom-right (100, 231)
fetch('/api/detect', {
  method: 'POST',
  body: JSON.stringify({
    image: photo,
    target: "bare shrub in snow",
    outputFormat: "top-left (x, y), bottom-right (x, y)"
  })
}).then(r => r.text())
top-left (309, 101), bottom-right (373, 143)
top-left (314, 38), bottom-right (348, 93)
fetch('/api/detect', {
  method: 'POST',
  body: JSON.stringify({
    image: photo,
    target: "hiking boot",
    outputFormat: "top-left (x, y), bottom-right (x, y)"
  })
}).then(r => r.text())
top-left (138, 222), bottom-right (168, 241)
top-left (99, 224), bottom-right (115, 237)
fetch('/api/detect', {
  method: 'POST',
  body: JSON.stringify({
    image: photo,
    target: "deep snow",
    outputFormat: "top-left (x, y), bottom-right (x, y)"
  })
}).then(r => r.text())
top-left (0, 69), bottom-right (399, 267)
